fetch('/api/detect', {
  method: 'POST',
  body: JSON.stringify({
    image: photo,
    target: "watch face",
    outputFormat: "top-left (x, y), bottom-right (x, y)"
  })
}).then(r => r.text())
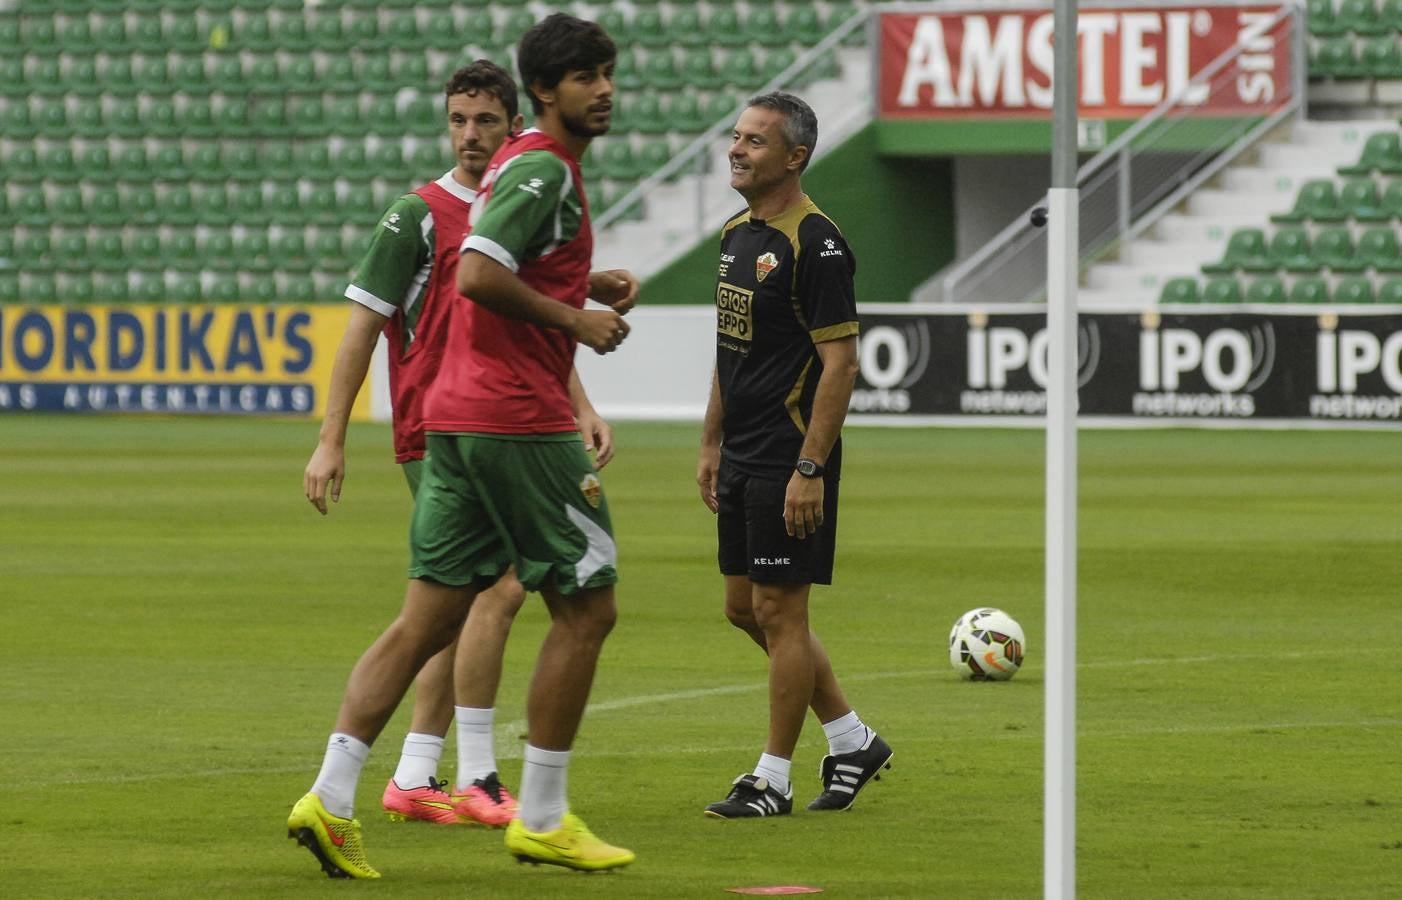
top-left (797, 459), bottom-right (818, 476)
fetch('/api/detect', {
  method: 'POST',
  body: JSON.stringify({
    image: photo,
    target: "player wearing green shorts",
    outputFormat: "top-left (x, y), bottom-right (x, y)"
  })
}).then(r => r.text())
top-left (287, 16), bottom-right (637, 879)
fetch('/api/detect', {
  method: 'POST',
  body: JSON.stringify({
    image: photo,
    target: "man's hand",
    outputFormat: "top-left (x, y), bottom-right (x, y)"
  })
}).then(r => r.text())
top-left (304, 442), bottom-right (346, 515)
top-left (588, 269), bottom-right (639, 314)
top-left (697, 444), bottom-right (721, 513)
top-left (571, 308), bottom-right (630, 354)
top-left (577, 407), bottom-right (615, 469)
top-left (783, 472), bottom-right (824, 539)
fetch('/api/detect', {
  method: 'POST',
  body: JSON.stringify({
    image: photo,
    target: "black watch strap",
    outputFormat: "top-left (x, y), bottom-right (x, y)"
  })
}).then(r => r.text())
top-left (795, 457), bottom-right (826, 478)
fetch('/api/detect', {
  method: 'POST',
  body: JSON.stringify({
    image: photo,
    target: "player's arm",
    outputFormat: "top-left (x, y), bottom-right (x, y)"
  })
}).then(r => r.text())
top-left (697, 368), bottom-right (723, 513)
top-left (457, 251), bottom-right (626, 353)
top-left (588, 268), bottom-right (639, 314)
top-left (305, 304), bottom-right (388, 514)
top-left (569, 368), bottom-right (614, 469)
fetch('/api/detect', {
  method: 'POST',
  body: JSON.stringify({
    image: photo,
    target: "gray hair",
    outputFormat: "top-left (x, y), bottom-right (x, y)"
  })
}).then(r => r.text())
top-left (746, 91), bottom-right (818, 171)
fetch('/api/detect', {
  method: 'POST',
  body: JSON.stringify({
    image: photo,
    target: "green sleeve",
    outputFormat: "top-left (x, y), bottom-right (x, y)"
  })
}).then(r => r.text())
top-left (345, 194), bottom-right (431, 316)
top-left (461, 150), bottom-right (571, 272)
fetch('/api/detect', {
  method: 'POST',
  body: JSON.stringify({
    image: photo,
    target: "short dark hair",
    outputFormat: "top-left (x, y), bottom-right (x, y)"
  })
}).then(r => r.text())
top-left (444, 59), bottom-right (519, 121)
top-left (517, 13), bottom-right (616, 116)
top-left (747, 91), bottom-right (819, 171)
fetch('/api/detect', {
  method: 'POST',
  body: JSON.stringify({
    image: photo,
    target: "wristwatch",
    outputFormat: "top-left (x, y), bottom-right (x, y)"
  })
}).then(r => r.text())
top-left (795, 457), bottom-right (826, 478)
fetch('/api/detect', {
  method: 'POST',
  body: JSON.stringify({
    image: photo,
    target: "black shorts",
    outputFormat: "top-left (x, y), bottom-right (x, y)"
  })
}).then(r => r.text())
top-left (716, 461), bottom-right (839, 585)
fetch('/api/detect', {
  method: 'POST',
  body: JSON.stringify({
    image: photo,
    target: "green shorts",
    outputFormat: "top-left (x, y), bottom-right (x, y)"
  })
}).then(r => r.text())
top-left (402, 458), bottom-right (424, 499)
top-left (408, 432), bottom-right (617, 595)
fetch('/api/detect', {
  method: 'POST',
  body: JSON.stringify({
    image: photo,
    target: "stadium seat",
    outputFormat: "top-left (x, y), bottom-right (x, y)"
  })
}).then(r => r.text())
top-left (1202, 278), bottom-right (1244, 303)
top-left (1339, 131), bottom-right (1402, 175)
top-left (789, 7), bottom-right (827, 46)
top-left (0, 59), bottom-right (23, 97)
top-left (203, 232), bottom-right (236, 270)
top-left (395, 54), bottom-right (430, 87)
top-left (336, 145), bottom-right (374, 181)
top-left (56, 233), bottom-right (91, 273)
top-left (1244, 276), bottom-right (1287, 303)
top-left (275, 232), bottom-right (311, 272)
top-left (6, 146), bottom-right (40, 182)
top-left (169, 18), bottom-right (205, 54)
top-left (43, 147), bottom-right (78, 184)
top-left (601, 142), bottom-right (643, 181)
top-left (1360, 36), bottom-right (1402, 79)
top-left (634, 9), bottom-right (669, 48)
top-left (27, 274), bottom-right (59, 304)
top-left (197, 186), bottom-right (234, 226)
top-left (500, 10), bottom-right (536, 47)
top-left (165, 232), bottom-right (199, 271)
top-left (360, 56), bottom-right (394, 93)
top-left (366, 97), bottom-right (400, 138)
top-left (672, 8), bottom-right (706, 48)
top-left (54, 192), bottom-right (86, 227)
top-left (238, 232), bottom-right (274, 272)
top-left (1337, 178), bottom-right (1385, 220)
top-left (209, 276), bottom-right (242, 304)
top-left (1270, 179), bottom-right (1342, 223)
top-left (639, 139), bottom-right (674, 180)
top-left (1262, 227), bottom-right (1316, 272)
top-left (239, 14), bottom-right (274, 52)
top-left (1315, 37), bottom-right (1364, 79)
top-left (247, 57), bottom-right (280, 96)
top-left (69, 58), bottom-right (100, 97)
top-left (285, 275), bottom-right (316, 303)
top-left (220, 100), bottom-right (254, 138)
top-left (18, 232), bottom-right (53, 271)
top-left (628, 95), bottom-right (666, 135)
top-left (2, 101), bottom-right (36, 139)
top-left (261, 143), bottom-right (295, 179)
top-left (128, 232), bottom-right (161, 270)
top-left (278, 16), bottom-right (311, 52)
top-left (18, 188), bottom-right (49, 226)
top-left (725, 51), bottom-right (767, 90)
top-left (666, 94), bottom-right (709, 133)
top-left (251, 99), bottom-right (288, 137)
top-left (829, 3), bottom-right (865, 45)
top-left (1307, 0), bottom-right (1344, 34)
top-left (423, 12), bottom-right (464, 52)
top-left (293, 98), bottom-right (328, 138)
top-left (130, 272), bottom-right (167, 303)
top-left (372, 145), bottom-right (409, 181)
top-left (596, 10), bottom-right (630, 46)
top-left (1201, 228), bottom-right (1268, 274)
top-left (311, 231), bottom-right (347, 272)
top-left (0, 275), bottom-right (19, 304)
top-left (90, 188), bottom-right (122, 227)
top-left (0, 21), bottom-right (19, 56)
top-left (1339, 0), bottom-right (1387, 34)
top-left (1375, 180), bottom-right (1402, 221)
top-left (179, 99), bottom-right (215, 138)
top-left (1378, 278), bottom-right (1402, 302)
top-left (164, 186), bottom-right (197, 226)
top-left (641, 52), bottom-right (684, 91)
top-left (227, 144), bottom-right (261, 183)
top-left (169, 273), bottom-right (202, 303)
top-left (764, 49), bottom-right (800, 85)
top-left (746, 8), bottom-right (790, 48)
top-left (81, 145), bottom-right (113, 180)
top-left (24, 19), bottom-right (59, 55)
top-left (706, 8), bottom-right (746, 47)
top-left (306, 186), bottom-right (341, 227)
top-left (147, 98), bottom-right (180, 138)
top-left (37, 100), bottom-right (70, 138)
top-left (1335, 276), bottom-right (1376, 302)
top-left (32, 59), bottom-right (63, 97)
top-left (403, 97), bottom-right (440, 138)
top-left (60, 273), bottom-right (95, 304)
top-left (86, 233), bottom-right (123, 272)
top-left (231, 185), bottom-right (269, 227)
top-left (94, 273), bottom-right (129, 304)
top-left (1313, 226), bottom-right (1364, 271)
top-left (1356, 226), bottom-right (1402, 271)
top-left (1287, 276), bottom-right (1329, 303)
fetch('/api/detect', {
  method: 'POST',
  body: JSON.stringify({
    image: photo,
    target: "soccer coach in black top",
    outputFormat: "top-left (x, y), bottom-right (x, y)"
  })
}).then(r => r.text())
top-left (697, 92), bottom-right (892, 820)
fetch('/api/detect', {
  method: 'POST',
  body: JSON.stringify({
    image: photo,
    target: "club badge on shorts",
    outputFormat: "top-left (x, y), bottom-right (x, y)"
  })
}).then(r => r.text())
top-left (755, 251), bottom-right (778, 282)
top-left (579, 472), bottom-right (602, 509)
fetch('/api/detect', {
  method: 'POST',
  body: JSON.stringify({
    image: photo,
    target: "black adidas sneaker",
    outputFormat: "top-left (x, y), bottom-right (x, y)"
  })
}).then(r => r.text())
top-left (807, 732), bottom-right (893, 811)
top-left (704, 773), bottom-right (794, 819)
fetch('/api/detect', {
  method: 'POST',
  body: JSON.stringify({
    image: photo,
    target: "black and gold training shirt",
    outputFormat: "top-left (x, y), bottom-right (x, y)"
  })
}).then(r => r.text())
top-left (714, 195), bottom-right (860, 479)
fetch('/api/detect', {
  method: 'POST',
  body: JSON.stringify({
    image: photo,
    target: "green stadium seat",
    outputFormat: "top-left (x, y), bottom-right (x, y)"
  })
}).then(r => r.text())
top-left (1158, 277), bottom-right (1200, 303)
top-left (1307, 0), bottom-right (1343, 34)
top-left (0, 275), bottom-right (19, 304)
top-left (174, 18), bottom-right (209, 54)
top-left (25, 19), bottom-right (60, 56)
top-left (116, 145), bottom-right (150, 183)
top-left (1339, 131), bottom-right (1402, 175)
top-left (104, 98), bottom-right (139, 138)
top-left (169, 272), bottom-right (202, 303)
top-left (182, 99), bottom-right (216, 138)
top-left (169, 55), bottom-right (208, 95)
top-left (628, 95), bottom-right (666, 135)
top-left (312, 231), bottom-right (349, 273)
top-left (27, 274), bottom-right (59, 305)
top-left (829, 3), bottom-right (865, 45)
top-left (349, 14), bottom-right (381, 50)
top-left (209, 276), bottom-right (242, 304)
top-left (0, 21), bottom-right (19, 57)
top-left (203, 232), bottom-right (236, 270)
top-left (130, 272), bottom-right (167, 303)
top-left (164, 185), bottom-right (197, 226)
top-left (89, 233), bottom-right (124, 272)
top-left (91, 188), bottom-right (122, 227)
top-left (1360, 36), bottom-right (1402, 78)
top-left (1377, 278), bottom-right (1402, 302)
top-left (54, 192), bottom-right (86, 227)
top-left (187, 145), bottom-right (225, 184)
top-left (245, 278), bottom-right (277, 304)
top-left (635, 9), bottom-right (669, 49)
top-left (227, 144), bottom-right (261, 182)
top-left (38, 101), bottom-right (70, 138)
top-left (292, 98), bottom-right (328, 138)
top-left (1337, 178), bottom-right (1384, 220)
top-left (666, 94), bottom-right (708, 133)
top-left (403, 97), bottom-right (440, 138)
top-left (1315, 37), bottom-right (1364, 79)
top-left (61, 15), bottom-right (94, 48)
top-left (764, 49), bottom-right (799, 85)
top-left (5, 146), bottom-right (39, 182)
top-left (1202, 228), bottom-right (1269, 274)
top-left (746, 8), bottom-right (789, 48)
top-left (220, 99), bottom-right (254, 138)
top-left (278, 16), bottom-right (311, 52)
top-left (197, 186), bottom-right (234, 226)
top-left (789, 7), bottom-right (826, 46)
top-left (643, 51), bottom-right (684, 91)
top-left (57, 234), bottom-right (91, 273)
top-left (1271, 179), bottom-right (1342, 223)
top-left (69, 59), bottom-right (100, 97)
top-left (18, 188), bottom-right (49, 226)
top-left (0, 59), bottom-right (23, 97)
top-left (706, 92), bottom-right (744, 127)
top-left (165, 233), bottom-right (199, 271)
top-left (613, 48), bottom-right (644, 91)
top-left (72, 101), bottom-right (105, 136)
top-left (233, 185), bottom-right (269, 225)
top-left (147, 98), bottom-right (180, 138)
top-left (18, 232), bottom-right (53, 271)
top-left (238, 232), bottom-right (274, 272)
top-left (384, 17), bottom-right (421, 51)
top-left (707, 8), bottom-right (745, 47)
top-left (1202, 278), bottom-right (1244, 303)
top-left (2, 102), bottom-right (36, 139)
top-left (1339, 0), bottom-right (1387, 34)
top-left (0, 232), bottom-right (14, 269)
top-left (291, 144), bottom-right (330, 180)
top-left (394, 54), bottom-right (430, 87)
top-left (1335, 276), bottom-right (1376, 302)
top-left (280, 274), bottom-right (314, 303)
top-left (269, 183), bottom-right (305, 226)
top-left (596, 10), bottom-right (630, 46)
top-left (233, 14), bottom-right (270, 52)
top-left (275, 232), bottom-right (312, 272)
top-left (132, 16), bottom-right (166, 55)
top-left (1313, 226), bottom-right (1364, 271)
top-left (372, 145), bottom-right (409, 181)
top-left (312, 15), bottom-right (346, 51)
top-left (128, 232), bottom-right (161, 270)
top-left (340, 188), bottom-right (382, 228)
top-left (1264, 227), bottom-right (1318, 272)
top-left (1288, 276), bottom-right (1329, 303)
top-left (337, 145), bottom-right (374, 181)
top-left (673, 8), bottom-right (706, 48)
top-left (94, 273), bottom-right (129, 304)
top-left (247, 57), bottom-right (281, 96)
top-left (365, 97), bottom-right (400, 138)
top-left (81, 145), bottom-right (114, 180)
top-left (60, 273), bottom-right (95, 304)
top-left (1375, 180), bottom-right (1402, 221)
top-left (1357, 226), bottom-right (1402, 271)
top-left (359, 56), bottom-right (394, 92)
top-left (42, 147), bottom-right (78, 184)
top-left (725, 51), bottom-right (767, 90)
top-left (423, 12), bottom-right (464, 53)
top-left (639, 139), bottom-right (673, 180)
top-left (1245, 276), bottom-right (1287, 303)
top-left (32, 59), bottom-right (64, 97)
top-left (261, 143), bottom-right (295, 180)
top-left (601, 142), bottom-right (643, 181)
top-left (251, 99), bottom-right (288, 137)
top-left (306, 185), bottom-right (341, 227)
top-left (501, 9), bottom-right (537, 47)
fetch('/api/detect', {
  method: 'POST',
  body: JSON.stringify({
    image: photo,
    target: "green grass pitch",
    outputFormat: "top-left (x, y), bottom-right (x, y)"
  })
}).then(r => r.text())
top-left (2, 416), bottom-right (1399, 898)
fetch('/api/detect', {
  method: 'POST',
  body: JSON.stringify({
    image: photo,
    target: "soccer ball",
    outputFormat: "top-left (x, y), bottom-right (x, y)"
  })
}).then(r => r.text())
top-left (949, 608), bottom-right (1025, 681)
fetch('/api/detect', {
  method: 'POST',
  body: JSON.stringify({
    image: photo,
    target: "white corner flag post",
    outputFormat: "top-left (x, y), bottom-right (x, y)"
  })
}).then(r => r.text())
top-left (1045, 0), bottom-right (1079, 896)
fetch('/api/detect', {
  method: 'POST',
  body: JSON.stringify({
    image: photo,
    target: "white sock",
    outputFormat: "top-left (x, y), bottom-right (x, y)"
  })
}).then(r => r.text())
top-left (753, 753), bottom-right (791, 794)
top-left (310, 733), bottom-right (371, 819)
top-left (518, 744), bottom-right (570, 833)
top-left (822, 710), bottom-right (872, 756)
top-left (392, 732), bottom-right (444, 790)
top-left (454, 706), bottom-right (497, 790)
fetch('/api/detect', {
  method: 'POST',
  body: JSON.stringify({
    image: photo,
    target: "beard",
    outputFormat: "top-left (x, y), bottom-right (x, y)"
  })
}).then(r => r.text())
top-left (561, 106), bottom-right (610, 139)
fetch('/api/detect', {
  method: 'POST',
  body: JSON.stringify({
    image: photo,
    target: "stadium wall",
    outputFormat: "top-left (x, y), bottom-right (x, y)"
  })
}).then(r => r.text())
top-left (640, 123), bottom-right (957, 307)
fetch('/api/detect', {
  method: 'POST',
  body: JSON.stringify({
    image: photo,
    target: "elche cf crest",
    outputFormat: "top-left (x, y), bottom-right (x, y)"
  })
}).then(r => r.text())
top-left (755, 252), bottom-right (779, 282)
